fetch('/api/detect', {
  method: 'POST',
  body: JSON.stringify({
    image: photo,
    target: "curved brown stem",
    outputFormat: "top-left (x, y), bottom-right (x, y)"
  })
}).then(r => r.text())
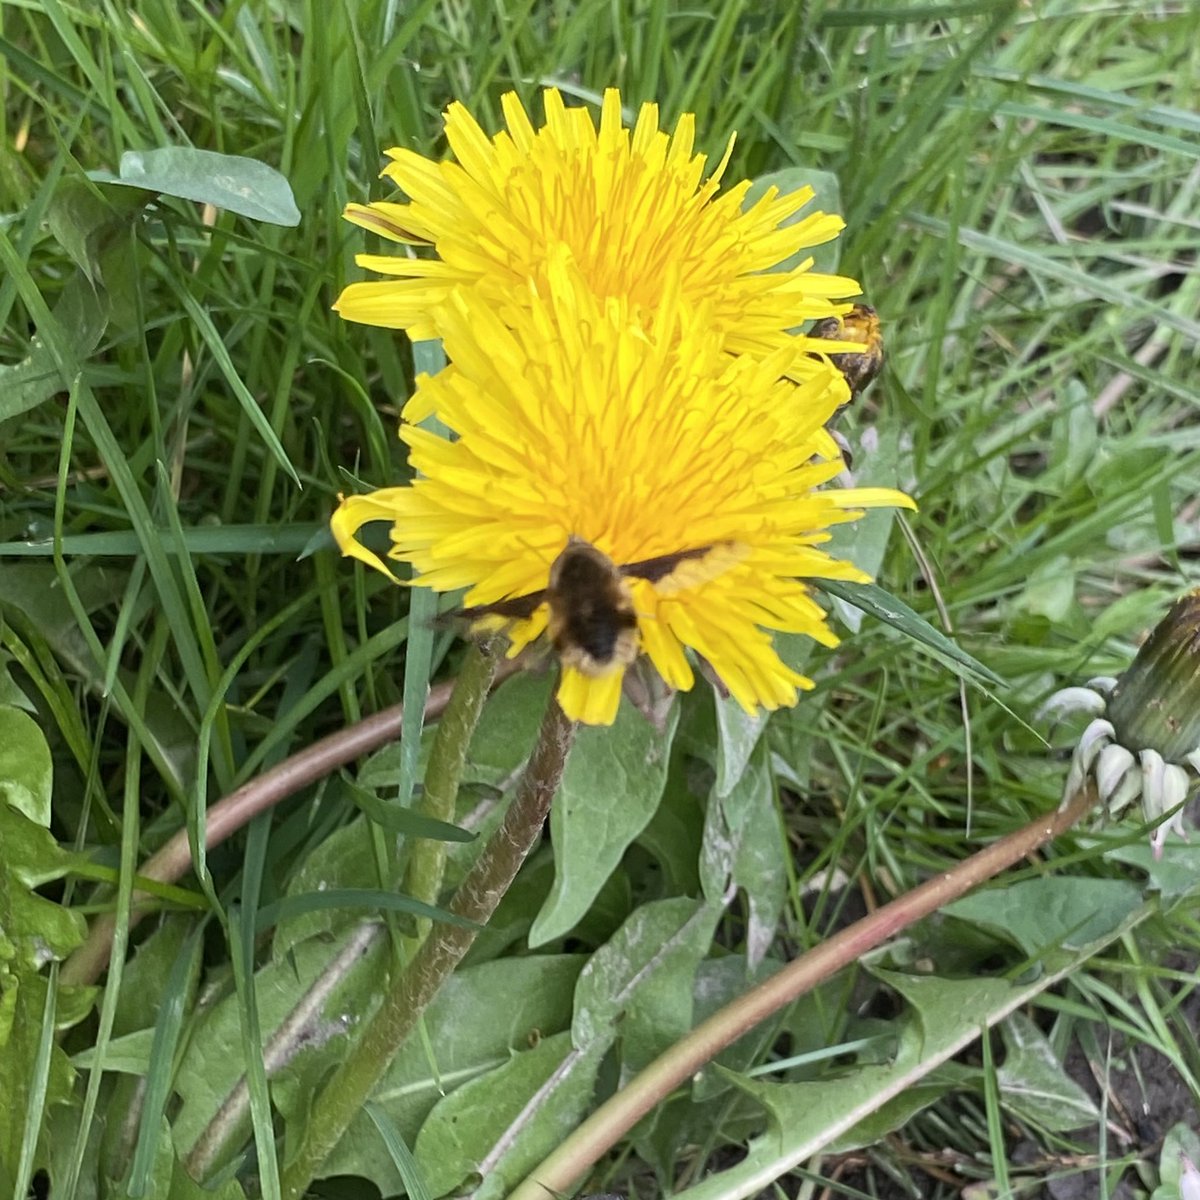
top-left (510, 783), bottom-right (1099, 1200)
top-left (61, 657), bottom-right (523, 988)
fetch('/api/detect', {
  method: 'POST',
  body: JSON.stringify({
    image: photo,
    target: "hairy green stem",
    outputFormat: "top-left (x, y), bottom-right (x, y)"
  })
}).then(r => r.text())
top-left (403, 642), bottom-right (498, 932)
top-left (184, 643), bottom-right (498, 1181)
top-left (279, 696), bottom-right (576, 1200)
top-left (510, 783), bottom-right (1099, 1200)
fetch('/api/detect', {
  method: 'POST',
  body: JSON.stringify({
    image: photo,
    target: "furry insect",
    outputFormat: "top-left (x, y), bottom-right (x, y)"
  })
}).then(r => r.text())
top-left (459, 537), bottom-right (718, 676)
top-left (810, 303), bottom-right (884, 400)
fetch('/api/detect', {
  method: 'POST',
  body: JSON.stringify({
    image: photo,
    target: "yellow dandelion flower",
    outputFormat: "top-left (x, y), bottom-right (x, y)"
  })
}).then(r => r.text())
top-left (334, 87), bottom-right (860, 386)
top-left (332, 262), bottom-right (914, 726)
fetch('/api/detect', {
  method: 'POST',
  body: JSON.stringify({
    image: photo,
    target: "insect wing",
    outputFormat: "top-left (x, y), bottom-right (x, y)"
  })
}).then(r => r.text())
top-left (458, 590), bottom-right (547, 624)
top-left (622, 543), bottom-right (746, 596)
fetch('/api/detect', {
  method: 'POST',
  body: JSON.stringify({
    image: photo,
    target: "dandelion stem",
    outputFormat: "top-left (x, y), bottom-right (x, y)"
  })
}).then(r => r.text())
top-left (510, 783), bottom-right (1099, 1200)
top-left (402, 642), bottom-right (497, 935)
top-left (279, 693), bottom-right (576, 1200)
top-left (183, 643), bottom-right (496, 1181)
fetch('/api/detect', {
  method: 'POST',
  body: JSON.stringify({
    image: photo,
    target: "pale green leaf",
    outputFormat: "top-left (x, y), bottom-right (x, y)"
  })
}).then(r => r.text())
top-left (0, 281), bottom-right (108, 423)
top-left (746, 167), bottom-right (843, 276)
top-left (0, 706), bottom-right (53, 826)
top-left (673, 886), bottom-right (1152, 1200)
top-left (415, 1031), bottom-right (594, 1197)
top-left (528, 701), bottom-right (680, 946)
top-left (90, 147), bottom-right (300, 226)
top-left (699, 742), bottom-right (786, 968)
top-left (942, 877), bottom-right (1143, 957)
top-left (997, 1011), bottom-right (1099, 1132)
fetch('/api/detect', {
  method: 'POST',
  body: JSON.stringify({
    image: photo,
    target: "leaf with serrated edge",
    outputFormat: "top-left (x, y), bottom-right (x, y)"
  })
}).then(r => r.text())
top-left (670, 886), bottom-right (1152, 1200)
top-left (997, 1011), bottom-right (1098, 1132)
top-left (943, 877), bottom-right (1142, 957)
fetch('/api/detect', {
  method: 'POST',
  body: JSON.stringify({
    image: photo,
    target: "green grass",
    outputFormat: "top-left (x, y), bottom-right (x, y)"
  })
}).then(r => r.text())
top-left (2, 1), bottom-right (1199, 1198)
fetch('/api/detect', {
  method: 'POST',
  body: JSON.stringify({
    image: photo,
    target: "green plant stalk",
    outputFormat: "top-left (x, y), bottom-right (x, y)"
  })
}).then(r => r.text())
top-left (510, 783), bottom-right (1099, 1200)
top-left (403, 641), bottom-right (497, 930)
top-left (184, 642), bottom-right (496, 1181)
top-left (278, 695), bottom-right (576, 1200)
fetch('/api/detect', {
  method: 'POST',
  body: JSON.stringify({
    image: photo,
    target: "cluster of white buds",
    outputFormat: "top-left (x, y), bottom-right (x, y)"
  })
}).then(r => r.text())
top-left (1041, 590), bottom-right (1200, 858)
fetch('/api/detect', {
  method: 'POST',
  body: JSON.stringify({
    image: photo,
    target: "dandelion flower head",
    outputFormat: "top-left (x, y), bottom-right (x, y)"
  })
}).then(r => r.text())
top-left (332, 261), bottom-right (913, 725)
top-left (335, 87), bottom-right (861, 390)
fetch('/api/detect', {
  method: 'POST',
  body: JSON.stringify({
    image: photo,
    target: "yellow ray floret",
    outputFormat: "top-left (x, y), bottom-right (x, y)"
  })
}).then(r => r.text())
top-left (334, 87), bottom-right (860, 387)
top-left (331, 265), bottom-right (914, 725)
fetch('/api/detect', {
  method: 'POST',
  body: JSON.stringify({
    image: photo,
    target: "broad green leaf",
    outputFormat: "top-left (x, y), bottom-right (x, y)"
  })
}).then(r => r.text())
top-left (713, 692), bottom-right (768, 799)
top-left (672, 890), bottom-right (1153, 1200)
top-left (470, 900), bottom-right (723, 1200)
top-left (997, 1011), bottom-right (1098, 1132)
top-left (1102, 841), bottom-right (1200, 906)
top-left (460, 672), bottom-right (554, 788)
top-left (827, 1063), bottom-right (975, 1151)
top-left (528, 700), bottom-right (680, 946)
top-left (90, 148), bottom-right (300, 226)
top-left (0, 804), bottom-right (82, 932)
top-left (70, 1027), bottom-right (156, 1075)
top-left (0, 971), bottom-right (76, 1199)
top-left (1152, 1122), bottom-right (1200, 1200)
top-left (0, 706), bottom-right (53, 826)
top-left (167, 1150), bottom-right (248, 1200)
top-left (573, 898), bottom-right (714, 1050)
top-left (942, 877), bottom-right (1142, 957)
top-left (172, 930), bottom-right (390, 1172)
top-left (415, 1031), bottom-right (592, 1197)
top-left (266, 813), bottom-right (474, 956)
top-left (689, 955), bottom-right (807, 1098)
top-left (699, 742), bottom-right (786, 968)
top-left (101, 1114), bottom-right (247, 1200)
top-left (615, 899), bottom-right (722, 1076)
top-left (271, 815), bottom-right (383, 955)
top-left (459, 852), bottom-right (557, 968)
top-left (111, 916), bottom-right (199, 1039)
top-left (690, 974), bottom-right (1017, 1196)
top-left (0, 563), bottom-right (129, 650)
top-left (0, 279), bottom-right (108, 423)
top-left (634, 769), bottom-right (704, 896)
top-left (45, 174), bottom-right (147, 283)
top-left (315, 955), bottom-right (584, 1195)
top-left (1017, 555), bottom-right (1077, 623)
top-left (0, 808), bottom-right (85, 1190)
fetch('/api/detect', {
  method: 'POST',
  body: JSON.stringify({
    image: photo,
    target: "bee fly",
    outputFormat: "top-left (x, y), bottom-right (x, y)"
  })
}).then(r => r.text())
top-left (459, 537), bottom-right (721, 676)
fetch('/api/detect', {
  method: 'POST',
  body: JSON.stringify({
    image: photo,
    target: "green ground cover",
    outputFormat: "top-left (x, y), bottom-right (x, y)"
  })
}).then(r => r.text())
top-left (2, 2), bottom-right (1199, 1198)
